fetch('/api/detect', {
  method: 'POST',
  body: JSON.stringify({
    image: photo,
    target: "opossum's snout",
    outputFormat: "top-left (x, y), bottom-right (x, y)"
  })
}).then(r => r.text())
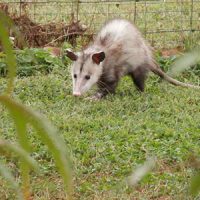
top-left (72, 74), bottom-right (97, 97)
top-left (72, 83), bottom-right (83, 97)
top-left (73, 91), bottom-right (81, 96)
top-left (73, 87), bottom-right (83, 97)
top-left (72, 90), bottom-right (83, 97)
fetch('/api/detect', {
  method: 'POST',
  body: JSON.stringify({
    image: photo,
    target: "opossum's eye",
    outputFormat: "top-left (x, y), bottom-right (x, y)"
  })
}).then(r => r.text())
top-left (85, 75), bottom-right (90, 80)
top-left (74, 74), bottom-right (77, 79)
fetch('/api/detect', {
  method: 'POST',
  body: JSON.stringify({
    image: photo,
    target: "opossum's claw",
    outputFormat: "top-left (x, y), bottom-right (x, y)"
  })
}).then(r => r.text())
top-left (86, 92), bottom-right (104, 101)
top-left (85, 96), bottom-right (100, 101)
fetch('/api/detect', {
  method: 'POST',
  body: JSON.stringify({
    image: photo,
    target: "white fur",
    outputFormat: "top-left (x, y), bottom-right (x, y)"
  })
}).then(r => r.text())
top-left (95, 19), bottom-right (153, 69)
top-left (71, 19), bottom-right (153, 95)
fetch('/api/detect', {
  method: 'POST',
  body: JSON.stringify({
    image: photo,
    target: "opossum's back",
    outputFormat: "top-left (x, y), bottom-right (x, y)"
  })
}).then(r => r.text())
top-left (96, 19), bottom-right (141, 45)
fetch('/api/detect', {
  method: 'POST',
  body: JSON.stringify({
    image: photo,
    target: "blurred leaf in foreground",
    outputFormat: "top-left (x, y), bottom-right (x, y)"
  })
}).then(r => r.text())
top-left (190, 172), bottom-right (200, 196)
top-left (0, 95), bottom-right (72, 197)
top-left (169, 48), bottom-right (200, 76)
top-left (0, 11), bottom-right (16, 95)
top-left (0, 139), bottom-right (38, 171)
top-left (0, 161), bottom-right (24, 200)
top-left (128, 157), bottom-right (156, 186)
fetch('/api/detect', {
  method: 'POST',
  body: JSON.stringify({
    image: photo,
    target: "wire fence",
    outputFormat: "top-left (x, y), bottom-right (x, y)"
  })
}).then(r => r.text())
top-left (1, 0), bottom-right (200, 49)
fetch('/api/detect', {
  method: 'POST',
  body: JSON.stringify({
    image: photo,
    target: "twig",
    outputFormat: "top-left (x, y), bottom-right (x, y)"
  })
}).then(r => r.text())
top-left (43, 31), bottom-right (84, 46)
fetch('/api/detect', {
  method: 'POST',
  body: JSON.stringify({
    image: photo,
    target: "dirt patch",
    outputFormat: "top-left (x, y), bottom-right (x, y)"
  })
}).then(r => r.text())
top-left (0, 3), bottom-right (87, 49)
top-left (160, 46), bottom-right (184, 58)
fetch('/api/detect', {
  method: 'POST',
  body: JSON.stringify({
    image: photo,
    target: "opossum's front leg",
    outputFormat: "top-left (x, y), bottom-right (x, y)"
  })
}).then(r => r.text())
top-left (93, 80), bottom-right (118, 99)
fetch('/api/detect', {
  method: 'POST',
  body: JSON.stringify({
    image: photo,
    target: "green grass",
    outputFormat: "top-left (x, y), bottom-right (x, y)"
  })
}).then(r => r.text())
top-left (0, 59), bottom-right (200, 199)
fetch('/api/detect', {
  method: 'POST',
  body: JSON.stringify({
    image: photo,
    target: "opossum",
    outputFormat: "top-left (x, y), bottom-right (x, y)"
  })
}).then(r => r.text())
top-left (66, 19), bottom-right (200, 99)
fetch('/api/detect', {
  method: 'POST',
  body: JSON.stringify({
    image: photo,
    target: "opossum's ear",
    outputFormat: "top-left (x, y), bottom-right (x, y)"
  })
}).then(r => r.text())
top-left (65, 49), bottom-right (78, 61)
top-left (92, 52), bottom-right (105, 65)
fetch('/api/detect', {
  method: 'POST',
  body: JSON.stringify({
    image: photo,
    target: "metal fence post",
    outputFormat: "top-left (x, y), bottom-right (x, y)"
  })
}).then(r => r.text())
top-left (19, 0), bottom-right (22, 17)
top-left (76, 0), bottom-right (79, 21)
top-left (134, 0), bottom-right (137, 24)
top-left (190, 0), bottom-right (194, 32)
top-left (144, 0), bottom-right (147, 38)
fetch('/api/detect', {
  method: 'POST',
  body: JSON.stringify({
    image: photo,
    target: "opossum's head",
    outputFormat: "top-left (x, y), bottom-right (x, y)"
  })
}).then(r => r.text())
top-left (66, 50), bottom-right (105, 96)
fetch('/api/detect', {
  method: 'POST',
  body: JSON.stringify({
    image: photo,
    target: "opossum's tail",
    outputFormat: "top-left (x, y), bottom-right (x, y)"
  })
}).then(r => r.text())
top-left (149, 62), bottom-right (200, 89)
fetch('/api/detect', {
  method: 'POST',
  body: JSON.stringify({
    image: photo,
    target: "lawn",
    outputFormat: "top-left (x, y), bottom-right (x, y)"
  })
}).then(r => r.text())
top-left (0, 52), bottom-right (200, 199)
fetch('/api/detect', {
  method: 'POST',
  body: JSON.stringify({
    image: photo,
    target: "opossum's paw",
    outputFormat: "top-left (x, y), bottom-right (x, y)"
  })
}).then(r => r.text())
top-left (86, 93), bottom-right (104, 101)
top-left (86, 96), bottom-right (100, 101)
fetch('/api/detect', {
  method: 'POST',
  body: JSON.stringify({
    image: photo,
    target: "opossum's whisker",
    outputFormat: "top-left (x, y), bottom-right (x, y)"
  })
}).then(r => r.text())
top-left (98, 80), bottom-right (112, 94)
top-left (69, 18), bottom-right (199, 99)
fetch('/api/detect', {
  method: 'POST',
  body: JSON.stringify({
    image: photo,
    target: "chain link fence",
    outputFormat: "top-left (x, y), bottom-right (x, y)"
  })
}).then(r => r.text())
top-left (1, 0), bottom-right (200, 48)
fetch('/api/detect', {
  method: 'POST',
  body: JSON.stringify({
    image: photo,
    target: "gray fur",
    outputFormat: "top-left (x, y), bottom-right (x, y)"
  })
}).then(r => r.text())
top-left (66, 19), bottom-right (200, 98)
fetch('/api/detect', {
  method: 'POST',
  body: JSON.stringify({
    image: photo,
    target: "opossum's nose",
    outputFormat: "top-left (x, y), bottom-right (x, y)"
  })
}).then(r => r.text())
top-left (73, 92), bottom-right (81, 96)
